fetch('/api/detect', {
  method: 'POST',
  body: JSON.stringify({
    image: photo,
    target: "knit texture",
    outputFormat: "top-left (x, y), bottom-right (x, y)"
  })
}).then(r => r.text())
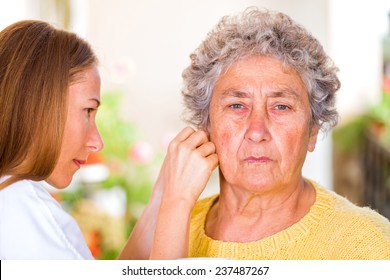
top-left (188, 181), bottom-right (390, 259)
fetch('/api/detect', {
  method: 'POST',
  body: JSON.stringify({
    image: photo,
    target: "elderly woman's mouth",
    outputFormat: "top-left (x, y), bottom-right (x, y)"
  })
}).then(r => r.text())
top-left (244, 156), bottom-right (272, 163)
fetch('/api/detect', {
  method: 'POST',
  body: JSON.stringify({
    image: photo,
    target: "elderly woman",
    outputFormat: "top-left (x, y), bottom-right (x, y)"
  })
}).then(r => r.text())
top-left (182, 8), bottom-right (390, 259)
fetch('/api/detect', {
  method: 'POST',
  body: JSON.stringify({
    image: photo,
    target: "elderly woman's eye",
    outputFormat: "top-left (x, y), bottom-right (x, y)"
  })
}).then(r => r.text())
top-left (276, 105), bottom-right (289, 110)
top-left (230, 104), bottom-right (244, 109)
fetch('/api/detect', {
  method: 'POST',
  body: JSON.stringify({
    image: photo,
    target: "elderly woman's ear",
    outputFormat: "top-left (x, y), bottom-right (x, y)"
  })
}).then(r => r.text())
top-left (308, 125), bottom-right (319, 152)
top-left (202, 124), bottom-right (212, 139)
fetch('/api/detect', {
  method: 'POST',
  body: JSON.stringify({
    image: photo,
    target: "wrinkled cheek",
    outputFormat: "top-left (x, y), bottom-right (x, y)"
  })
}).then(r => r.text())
top-left (279, 129), bottom-right (309, 171)
top-left (211, 128), bottom-right (230, 156)
top-left (212, 130), bottom-right (237, 175)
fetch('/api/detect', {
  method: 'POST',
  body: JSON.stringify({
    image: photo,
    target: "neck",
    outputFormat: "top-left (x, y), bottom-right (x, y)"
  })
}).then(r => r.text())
top-left (205, 177), bottom-right (315, 242)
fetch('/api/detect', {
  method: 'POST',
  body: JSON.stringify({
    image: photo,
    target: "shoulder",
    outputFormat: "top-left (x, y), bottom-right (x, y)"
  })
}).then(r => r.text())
top-left (0, 179), bottom-right (92, 259)
top-left (312, 181), bottom-right (390, 241)
top-left (0, 179), bottom-right (63, 219)
top-left (308, 181), bottom-right (390, 258)
top-left (318, 184), bottom-right (389, 226)
top-left (0, 179), bottom-right (50, 209)
top-left (189, 194), bottom-right (219, 250)
top-left (192, 194), bottom-right (219, 218)
top-left (190, 194), bottom-right (219, 230)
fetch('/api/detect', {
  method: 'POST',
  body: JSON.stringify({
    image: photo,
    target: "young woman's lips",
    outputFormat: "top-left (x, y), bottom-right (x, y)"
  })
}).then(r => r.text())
top-left (244, 156), bottom-right (272, 163)
top-left (73, 159), bottom-right (86, 168)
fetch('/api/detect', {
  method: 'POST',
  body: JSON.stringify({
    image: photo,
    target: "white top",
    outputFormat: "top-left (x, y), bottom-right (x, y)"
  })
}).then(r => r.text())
top-left (0, 177), bottom-right (93, 259)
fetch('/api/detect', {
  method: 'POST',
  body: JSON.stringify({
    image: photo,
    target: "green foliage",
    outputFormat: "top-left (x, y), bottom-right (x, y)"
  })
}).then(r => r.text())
top-left (333, 94), bottom-right (390, 153)
top-left (96, 90), bottom-right (155, 202)
top-left (96, 90), bottom-right (140, 162)
top-left (333, 116), bottom-right (370, 154)
top-left (369, 94), bottom-right (390, 147)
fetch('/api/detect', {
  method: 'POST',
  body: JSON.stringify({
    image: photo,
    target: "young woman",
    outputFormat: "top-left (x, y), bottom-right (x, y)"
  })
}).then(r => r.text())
top-left (0, 20), bottom-right (217, 259)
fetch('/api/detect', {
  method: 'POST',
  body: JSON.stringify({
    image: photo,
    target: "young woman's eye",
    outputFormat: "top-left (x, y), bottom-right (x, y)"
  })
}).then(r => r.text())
top-left (86, 108), bottom-right (95, 116)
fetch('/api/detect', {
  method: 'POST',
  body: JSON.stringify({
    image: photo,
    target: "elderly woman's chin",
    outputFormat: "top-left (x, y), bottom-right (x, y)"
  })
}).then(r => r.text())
top-left (221, 171), bottom-right (284, 193)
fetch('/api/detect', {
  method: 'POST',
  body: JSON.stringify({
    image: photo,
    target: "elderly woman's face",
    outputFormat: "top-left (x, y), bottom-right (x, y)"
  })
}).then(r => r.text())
top-left (209, 55), bottom-right (318, 192)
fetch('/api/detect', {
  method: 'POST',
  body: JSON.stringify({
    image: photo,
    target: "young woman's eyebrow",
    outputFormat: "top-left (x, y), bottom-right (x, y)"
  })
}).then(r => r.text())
top-left (90, 98), bottom-right (101, 107)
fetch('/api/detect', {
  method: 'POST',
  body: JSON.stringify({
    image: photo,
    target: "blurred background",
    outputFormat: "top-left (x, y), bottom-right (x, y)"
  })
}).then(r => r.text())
top-left (1, 0), bottom-right (390, 259)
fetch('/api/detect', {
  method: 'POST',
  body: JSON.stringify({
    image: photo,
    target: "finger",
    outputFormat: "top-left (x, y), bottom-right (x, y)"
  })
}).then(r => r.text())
top-left (185, 130), bottom-right (210, 149)
top-left (171, 127), bottom-right (196, 143)
top-left (206, 153), bottom-right (219, 170)
top-left (167, 127), bottom-right (196, 153)
top-left (196, 141), bottom-right (216, 157)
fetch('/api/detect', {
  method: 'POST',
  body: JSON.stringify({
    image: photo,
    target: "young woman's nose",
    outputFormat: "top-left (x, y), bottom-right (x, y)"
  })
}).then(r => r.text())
top-left (87, 123), bottom-right (104, 152)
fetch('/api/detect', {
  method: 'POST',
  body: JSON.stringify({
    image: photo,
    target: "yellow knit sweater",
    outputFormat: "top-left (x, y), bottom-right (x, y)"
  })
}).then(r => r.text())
top-left (188, 182), bottom-right (390, 259)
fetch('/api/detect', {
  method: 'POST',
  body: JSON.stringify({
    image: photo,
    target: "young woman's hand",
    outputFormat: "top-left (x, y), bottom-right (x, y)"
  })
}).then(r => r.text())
top-left (118, 127), bottom-right (218, 260)
top-left (157, 127), bottom-right (218, 207)
top-left (148, 127), bottom-right (218, 259)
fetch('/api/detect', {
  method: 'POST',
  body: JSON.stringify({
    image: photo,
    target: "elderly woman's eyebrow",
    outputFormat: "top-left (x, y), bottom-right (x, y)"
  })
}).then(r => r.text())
top-left (266, 89), bottom-right (300, 99)
top-left (220, 88), bottom-right (301, 100)
top-left (220, 89), bottom-right (251, 98)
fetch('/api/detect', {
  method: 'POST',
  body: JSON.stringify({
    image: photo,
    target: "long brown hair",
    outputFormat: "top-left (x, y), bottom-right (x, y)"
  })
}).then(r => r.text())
top-left (0, 20), bottom-right (97, 189)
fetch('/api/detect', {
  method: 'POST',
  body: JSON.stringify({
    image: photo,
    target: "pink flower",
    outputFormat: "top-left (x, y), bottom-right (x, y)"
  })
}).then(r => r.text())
top-left (108, 57), bottom-right (136, 84)
top-left (129, 142), bottom-right (154, 164)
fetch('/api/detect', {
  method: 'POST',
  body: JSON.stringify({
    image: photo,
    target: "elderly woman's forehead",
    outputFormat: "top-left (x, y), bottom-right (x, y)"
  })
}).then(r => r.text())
top-left (222, 53), bottom-right (298, 71)
top-left (212, 55), bottom-right (309, 99)
top-left (219, 55), bottom-right (305, 80)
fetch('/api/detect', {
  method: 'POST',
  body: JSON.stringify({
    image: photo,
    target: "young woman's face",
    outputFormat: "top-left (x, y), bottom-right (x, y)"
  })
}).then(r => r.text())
top-left (47, 66), bottom-right (103, 189)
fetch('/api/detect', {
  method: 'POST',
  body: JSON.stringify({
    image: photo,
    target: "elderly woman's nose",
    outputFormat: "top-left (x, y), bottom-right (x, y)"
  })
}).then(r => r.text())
top-left (244, 111), bottom-right (270, 143)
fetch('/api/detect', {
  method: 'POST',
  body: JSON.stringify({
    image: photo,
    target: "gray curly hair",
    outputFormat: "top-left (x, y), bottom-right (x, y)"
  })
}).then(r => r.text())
top-left (182, 7), bottom-right (340, 133)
